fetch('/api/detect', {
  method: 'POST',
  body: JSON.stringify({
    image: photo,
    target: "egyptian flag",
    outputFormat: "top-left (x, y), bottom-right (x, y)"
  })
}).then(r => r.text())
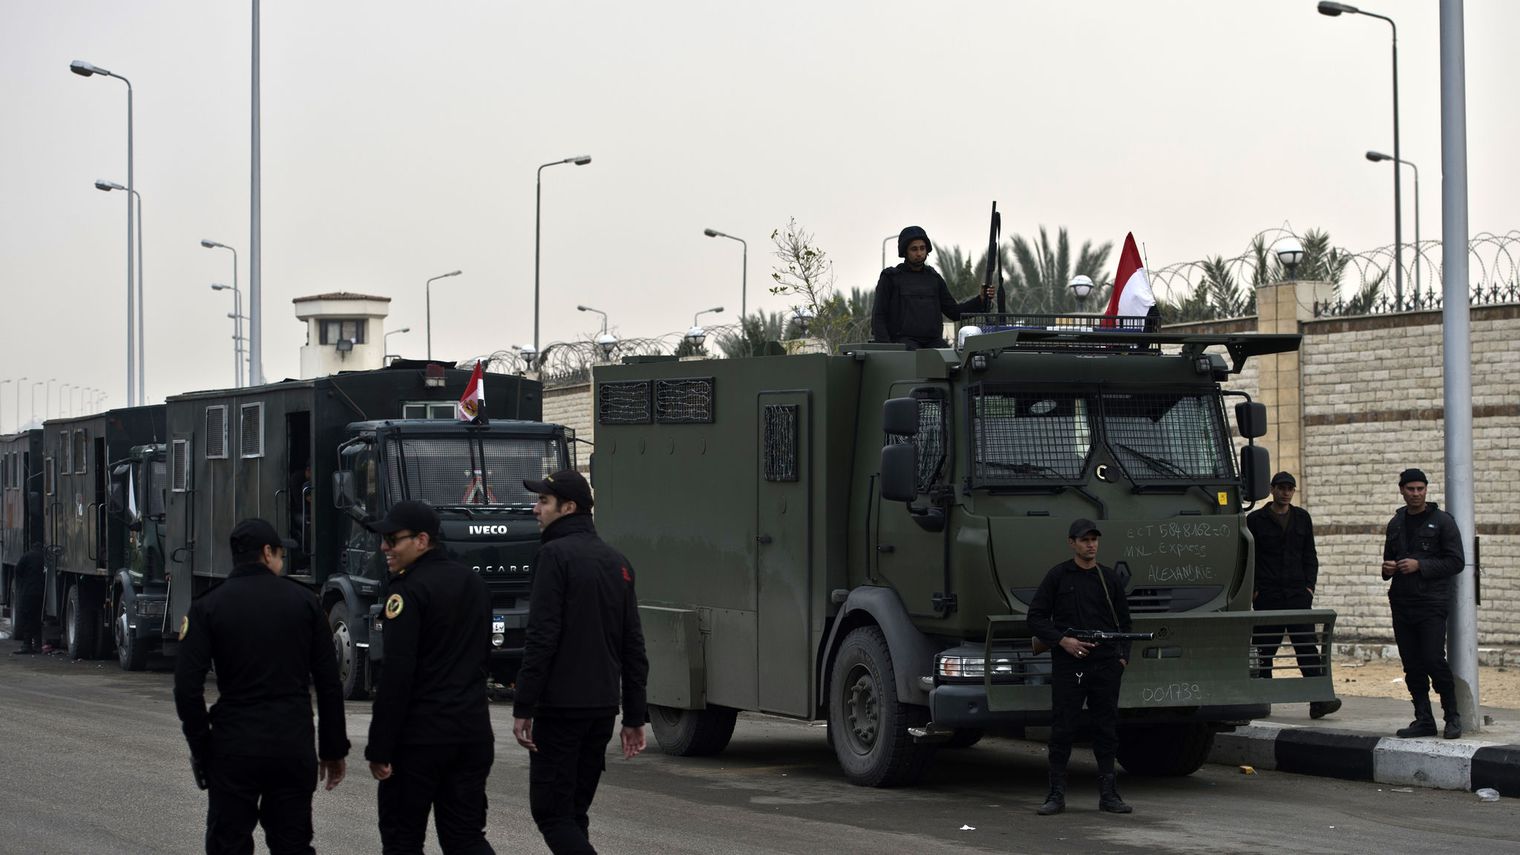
top-left (456, 361), bottom-right (487, 424)
top-left (1102, 232), bottom-right (1156, 321)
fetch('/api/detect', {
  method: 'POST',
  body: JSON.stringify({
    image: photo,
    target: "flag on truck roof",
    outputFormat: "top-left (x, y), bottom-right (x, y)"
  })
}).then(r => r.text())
top-left (456, 361), bottom-right (487, 424)
top-left (1103, 232), bottom-right (1156, 319)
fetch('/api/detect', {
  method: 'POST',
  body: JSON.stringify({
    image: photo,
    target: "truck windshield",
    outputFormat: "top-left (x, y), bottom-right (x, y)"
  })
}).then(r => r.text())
top-left (386, 436), bottom-right (563, 508)
top-left (146, 459), bottom-right (167, 517)
top-left (971, 386), bottom-right (1234, 486)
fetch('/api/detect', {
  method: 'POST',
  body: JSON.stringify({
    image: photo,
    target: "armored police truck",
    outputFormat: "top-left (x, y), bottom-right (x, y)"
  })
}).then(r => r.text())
top-left (592, 314), bottom-right (1336, 786)
top-left (161, 362), bottom-right (572, 698)
top-left (1, 429), bottom-right (44, 623)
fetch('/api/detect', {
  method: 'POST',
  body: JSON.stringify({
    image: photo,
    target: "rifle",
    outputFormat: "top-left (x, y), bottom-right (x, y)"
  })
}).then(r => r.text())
top-left (1032, 628), bottom-right (1155, 655)
top-left (985, 202), bottom-right (1004, 313)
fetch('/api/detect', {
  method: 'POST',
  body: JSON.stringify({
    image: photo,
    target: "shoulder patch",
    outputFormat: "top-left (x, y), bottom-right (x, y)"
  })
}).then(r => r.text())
top-left (178, 615), bottom-right (190, 640)
top-left (384, 593), bottom-right (404, 620)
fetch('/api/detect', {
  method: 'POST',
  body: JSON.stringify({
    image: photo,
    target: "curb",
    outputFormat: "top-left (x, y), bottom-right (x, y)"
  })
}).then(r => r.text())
top-left (1209, 725), bottom-right (1520, 795)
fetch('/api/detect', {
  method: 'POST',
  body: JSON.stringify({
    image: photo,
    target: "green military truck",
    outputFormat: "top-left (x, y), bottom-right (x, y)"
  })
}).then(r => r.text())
top-left (591, 315), bottom-right (1336, 786)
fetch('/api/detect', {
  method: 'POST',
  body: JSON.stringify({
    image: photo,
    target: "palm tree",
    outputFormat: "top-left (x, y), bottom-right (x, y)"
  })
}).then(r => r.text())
top-left (716, 311), bottom-right (786, 358)
top-left (1005, 227), bottom-right (1114, 313)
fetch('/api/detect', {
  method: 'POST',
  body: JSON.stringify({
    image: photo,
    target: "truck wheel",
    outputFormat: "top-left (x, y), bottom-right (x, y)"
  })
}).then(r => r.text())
top-left (114, 596), bottom-right (148, 671)
top-left (1117, 723), bottom-right (1214, 776)
top-left (65, 582), bottom-right (102, 660)
top-left (649, 705), bottom-right (738, 756)
top-left (828, 626), bottom-right (936, 787)
top-left (328, 602), bottom-right (368, 700)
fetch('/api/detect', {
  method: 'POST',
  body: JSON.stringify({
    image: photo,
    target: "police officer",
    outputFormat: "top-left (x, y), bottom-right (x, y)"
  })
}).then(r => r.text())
top-left (9, 542), bottom-right (44, 655)
top-left (870, 225), bottom-right (992, 348)
top-left (1382, 468), bottom-right (1465, 739)
top-left (366, 499), bottom-right (497, 854)
top-left (1246, 471), bottom-right (1341, 719)
top-left (1027, 519), bottom-right (1133, 816)
top-left (513, 469), bottom-right (648, 855)
top-left (173, 519), bottom-right (349, 855)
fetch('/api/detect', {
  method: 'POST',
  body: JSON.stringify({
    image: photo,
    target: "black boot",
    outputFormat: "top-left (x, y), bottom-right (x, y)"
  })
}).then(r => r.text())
top-left (1439, 696), bottom-right (1463, 739)
top-left (1097, 773), bottom-right (1132, 814)
top-left (1036, 771), bottom-right (1067, 815)
top-left (1395, 696), bottom-right (1437, 738)
top-left (1309, 698), bottom-right (1343, 719)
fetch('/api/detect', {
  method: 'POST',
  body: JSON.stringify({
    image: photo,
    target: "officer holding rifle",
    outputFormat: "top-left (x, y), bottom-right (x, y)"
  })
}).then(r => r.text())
top-left (1027, 519), bottom-right (1137, 816)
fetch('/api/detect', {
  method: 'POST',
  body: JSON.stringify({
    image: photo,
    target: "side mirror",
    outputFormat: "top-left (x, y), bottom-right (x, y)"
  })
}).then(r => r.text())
top-left (880, 443), bottom-right (918, 502)
top-left (107, 482), bottom-right (126, 516)
top-left (1235, 401), bottom-right (1267, 440)
top-left (1240, 445), bottom-right (1271, 502)
top-left (882, 397), bottom-right (919, 437)
top-left (333, 471), bottom-right (369, 520)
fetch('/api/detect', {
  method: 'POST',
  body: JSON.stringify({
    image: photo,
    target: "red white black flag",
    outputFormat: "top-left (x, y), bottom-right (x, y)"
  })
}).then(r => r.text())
top-left (456, 361), bottom-right (487, 424)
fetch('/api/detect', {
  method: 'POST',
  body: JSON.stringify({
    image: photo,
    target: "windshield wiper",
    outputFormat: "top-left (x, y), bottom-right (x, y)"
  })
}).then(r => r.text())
top-left (1112, 443), bottom-right (1189, 477)
top-left (980, 460), bottom-right (1065, 477)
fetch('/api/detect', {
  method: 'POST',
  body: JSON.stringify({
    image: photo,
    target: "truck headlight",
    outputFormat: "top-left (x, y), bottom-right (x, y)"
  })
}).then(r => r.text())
top-left (492, 632), bottom-right (505, 647)
top-left (935, 651), bottom-right (1018, 682)
top-left (135, 599), bottom-right (166, 617)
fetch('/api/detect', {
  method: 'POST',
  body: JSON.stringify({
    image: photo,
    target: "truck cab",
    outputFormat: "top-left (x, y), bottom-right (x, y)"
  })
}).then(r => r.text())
top-left (106, 443), bottom-right (169, 670)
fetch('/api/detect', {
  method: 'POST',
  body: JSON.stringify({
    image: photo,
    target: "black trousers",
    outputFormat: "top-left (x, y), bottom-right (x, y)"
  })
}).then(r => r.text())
top-left (529, 715), bottom-right (616, 855)
top-left (1391, 603), bottom-right (1456, 703)
top-left (377, 741), bottom-right (495, 855)
top-left (12, 579), bottom-right (42, 645)
top-left (204, 753), bottom-right (316, 855)
top-left (1254, 589), bottom-right (1324, 678)
top-left (1048, 656), bottom-right (1123, 775)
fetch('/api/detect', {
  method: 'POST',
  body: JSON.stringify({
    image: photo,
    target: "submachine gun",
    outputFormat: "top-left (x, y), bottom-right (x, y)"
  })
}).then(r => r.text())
top-left (1032, 629), bottom-right (1156, 655)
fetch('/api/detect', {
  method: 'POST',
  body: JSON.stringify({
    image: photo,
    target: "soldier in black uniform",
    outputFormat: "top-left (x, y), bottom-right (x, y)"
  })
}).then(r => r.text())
top-left (1246, 471), bottom-right (1341, 719)
top-left (173, 519), bottom-right (349, 855)
top-left (1382, 468), bottom-right (1466, 739)
top-left (9, 542), bottom-right (44, 654)
top-left (1027, 519), bottom-right (1134, 816)
top-left (513, 469), bottom-right (648, 855)
top-left (366, 500), bottom-right (497, 855)
top-left (870, 225), bottom-right (993, 348)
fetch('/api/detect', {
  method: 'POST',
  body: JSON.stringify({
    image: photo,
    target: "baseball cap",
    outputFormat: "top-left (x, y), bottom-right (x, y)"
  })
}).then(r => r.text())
top-left (372, 500), bottom-right (442, 537)
top-left (1067, 518), bottom-right (1102, 539)
top-left (229, 518), bottom-right (297, 556)
top-left (1270, 471), bottom-right (1296, 487)
top-left (523, 469), bottom-right (594, 511)
top-left (1398, 468), bottom-right (1429, 487)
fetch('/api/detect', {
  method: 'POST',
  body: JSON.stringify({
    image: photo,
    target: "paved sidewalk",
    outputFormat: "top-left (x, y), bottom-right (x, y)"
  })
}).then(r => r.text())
top-left (1209, 695), bottom-right (1520, 795)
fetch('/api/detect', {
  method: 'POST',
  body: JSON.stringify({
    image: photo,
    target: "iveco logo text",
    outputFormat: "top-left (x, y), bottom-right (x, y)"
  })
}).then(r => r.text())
top-left (467, 524), bottom-right (512, 535)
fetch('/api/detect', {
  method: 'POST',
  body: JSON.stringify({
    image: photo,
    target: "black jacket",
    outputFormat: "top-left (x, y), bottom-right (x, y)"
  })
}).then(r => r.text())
top-left (1246, 504), bottom-right (1319, 593)
top-left (1382, 502), bottom-right (1464, 607)
top-left (512, 514), bottom-right (648, 727)
top-left (173, 563), bottom-right (349, 762)
top-left (870, 264), bottom-right (987, 347)
top-left (365, 547), bottom-right (493, 763)
top-left (1027, 560), bottom-right (1134, 662)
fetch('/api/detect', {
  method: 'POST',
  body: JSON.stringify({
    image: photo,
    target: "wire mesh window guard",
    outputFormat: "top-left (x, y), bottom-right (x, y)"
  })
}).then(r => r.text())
top-left (205, 406), bottom-right (228, 459)
top-left (763, 405), bottom-right (799, 482)
top-left (598, 381), bottom-right (652, 425)
top-left (655, 378), bottom-right (715, 424)
top-left (1100, 391), bottom-right (1233, 483)
top-left (386, 436), bottom-right (562, 507)
top-left (971, 387), bottom-right (1092, 485)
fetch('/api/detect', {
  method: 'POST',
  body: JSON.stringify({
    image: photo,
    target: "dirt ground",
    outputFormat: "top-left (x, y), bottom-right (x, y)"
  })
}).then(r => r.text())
top-left (1334, 656), bottom-right (1520, 708)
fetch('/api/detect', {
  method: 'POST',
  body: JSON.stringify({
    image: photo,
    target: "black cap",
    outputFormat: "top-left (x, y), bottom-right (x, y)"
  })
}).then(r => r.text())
top-left (897, 225), bottom-right (933, 258)
top-left (1399, 468), bottom-right (1429, 487)
top-left (372, 500), bottom-right (442, 537)
top-left (523, 469), bottom-right (594, 512)
top-left (229, 518), bottom-right (297, 556)
top-left (1270, 471), bottom-right (1296, 487)
top-left (1067, 518), bottom-right (1102, 539)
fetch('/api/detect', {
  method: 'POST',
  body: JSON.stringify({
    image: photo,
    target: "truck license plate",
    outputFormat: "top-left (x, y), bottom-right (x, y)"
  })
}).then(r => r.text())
top-left (492, 616), bottom-right (506, 633)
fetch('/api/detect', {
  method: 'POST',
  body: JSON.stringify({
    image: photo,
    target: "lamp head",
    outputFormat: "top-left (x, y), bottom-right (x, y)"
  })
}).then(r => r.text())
top-left (1366, 150), bottom-right (1392, 162)
top-left (703, 228), bottom-right (721, 238)
top-left (95, 179), bottom-right (124, 192)
top-left (595, 332), bottom-right (618, 358)
top-left (445, 270), bottom-right (462, 278)
top-left (70, 60), bottom-right (101, 77)
top-left (395, 327), bottom-right (411, 334)
top-left (571, 155), bottom-right (592, 166)
top-left (684, 326), bottom-right (707, 348)
top-left (210, 283), bottom-right (228, 291)
top-left (1317, 1), bottom-right (1358, 16)
top-left (1274, 236), bottom-right (1306, 274)
top-left (200, 239), bottom-right (222, 249)
top-left (1068, 274), bottom-right (1095, 300)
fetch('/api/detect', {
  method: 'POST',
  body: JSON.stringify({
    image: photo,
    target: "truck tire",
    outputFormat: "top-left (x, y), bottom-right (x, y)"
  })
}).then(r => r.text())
top-left (1116, 723), bottom-right (1214, 776)
top-left (114, 596), bottom-right (148, 671)
top-left (328, 602), bottom-right (368, 700)
top-left (828, 626), bottom-right (936, 787)
top-left (649, 705), bottom-right (738, 757)
top-left (65, 582), bottom-right (102, 661)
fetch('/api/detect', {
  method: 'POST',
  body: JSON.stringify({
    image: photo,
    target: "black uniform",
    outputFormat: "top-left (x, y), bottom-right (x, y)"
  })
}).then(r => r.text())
top-left (1383, 502), bottom-right (1464, 706)
top-left (173, 563), bottom-right (349, 855)
top-left (366, 546), bottom-right (495, 855)
top-left (1247, 504), bottom-right (1323, 677)
top-left (513, 513), bottom-right (648, 855)
top-left (11, 545), bottom-right (44, 652)
top-left (1027, 559), bottom-right (1133, 774)
top-left (870, 264), bottom-right (986, 348)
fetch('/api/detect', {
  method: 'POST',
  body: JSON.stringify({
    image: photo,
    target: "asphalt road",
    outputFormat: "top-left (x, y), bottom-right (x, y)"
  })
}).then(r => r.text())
top-left (2, 650), bottom-right (1517, 855)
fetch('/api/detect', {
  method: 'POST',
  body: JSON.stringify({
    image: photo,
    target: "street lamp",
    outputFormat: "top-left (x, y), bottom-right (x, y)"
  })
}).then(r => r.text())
top-left (685, 306), bottom-right (724, 350)
top-left (73, 59), bottom-right (137, 405)
top-left (577, 305), bottom-right (618, 361)
top-left (30, 382), bottom-right (44, 426)
top-left (1319, 1), bottom-right (1403, 309)
top-left (425, 270), bottom-right (463, 360)
top-left (385, 327), bottom-right (411, 364)
top-left (703, 229), bottom-right (749, 322)
top-left (13, 377), bottom-right (26, 433)
top-left (881, 234), bottom-right (896, 271)
top-left (210, 283), bottom-right (245, 387)
top-left (1275, 236), bottom-right (1306, 280)
top-left (1068, 275), bottom-right (1095, 308)
top-left (535, 155), bottom-right (592, 355)
top-left (1367, 150), bottom-right (1421, 296)
top-left (46, 379), bottom-right (58, 420)
top-left (97, 179), bottom-right (145, 401)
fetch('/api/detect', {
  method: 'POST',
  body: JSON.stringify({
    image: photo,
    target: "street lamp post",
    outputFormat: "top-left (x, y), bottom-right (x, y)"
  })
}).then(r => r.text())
top-left (425, 270), bottom-right (463, 361)
top-left (202, 240), bottom-right (240, 383)
top-left (210, 283), bottom-right (244, 387)
top-left (1068, 275), bottom-right (1095, 310)
top-left (685, 306), bottom-right (724, 350)
top-left (535, 155), bottom-right (592, 355)
top-left (1367, 150), bottom-right (1421, 296)
top-left (1319, 1), bottom-right (1403, 309)
top-left (703, 229), bottom-right (748, 322)
top-left (31, 382), bottom-right (43, 426)
top-left (72, 60), bottom-right (136, 405)
top-left (881, 235), bottom-right (896, 271)
top-left (14, 377), bottom-right (26, 432)
top-left (576, 305), bottom-right (619, 361)
top-left (96, 180), bottom-right (145, 400)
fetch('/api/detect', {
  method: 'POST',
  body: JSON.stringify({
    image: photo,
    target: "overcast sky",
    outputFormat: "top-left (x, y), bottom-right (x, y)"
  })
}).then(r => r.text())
top-left (4, 0), bottom-right (1518, 420)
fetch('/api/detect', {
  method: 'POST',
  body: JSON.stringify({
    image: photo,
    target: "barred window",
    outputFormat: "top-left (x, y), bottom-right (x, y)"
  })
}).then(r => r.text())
top-left (1101, 391), bottom-right (1233, 482)
top-left (44, 457), bottom-right (55, 496)
top-left (763, 405), bottom-right (799, 482)
top-left (205, 406), bottom-right (229, 459)
top-left (971, 387), bottom-right (1092, 485)
top-left (598, 381), bottom-right (652, 425)
top-left (240, 403), bottom-right (264, 458)
top-left (73, 431), bottom-right (88, 474)
top-left (386, 436), bottom-right (562, 506)
top-left (171, 440), bottom-right (190, 492)
top-left (58, 432), bottom-right (71, 475)
top-left (887, 397), bottom-right (948, 492)
top-left (655, 378), bottom-right (715, 424)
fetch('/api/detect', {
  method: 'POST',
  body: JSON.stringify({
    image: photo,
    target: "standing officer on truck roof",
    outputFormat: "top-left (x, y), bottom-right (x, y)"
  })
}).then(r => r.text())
top-left (173, 518), bottom-right (349, 855)
top-left (871, 225), bottom-right (993, 348)
top-left (1382, 468), bottom-right (1466, 739)
top-left (366, 499), bottom-right (498, 854)
top-left (513, 469), bottom-right (648, 855)
top-left (1027, 519), bottom-right (1134, 816)
top-left (1246, 471), bottom-right (1342, 719)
